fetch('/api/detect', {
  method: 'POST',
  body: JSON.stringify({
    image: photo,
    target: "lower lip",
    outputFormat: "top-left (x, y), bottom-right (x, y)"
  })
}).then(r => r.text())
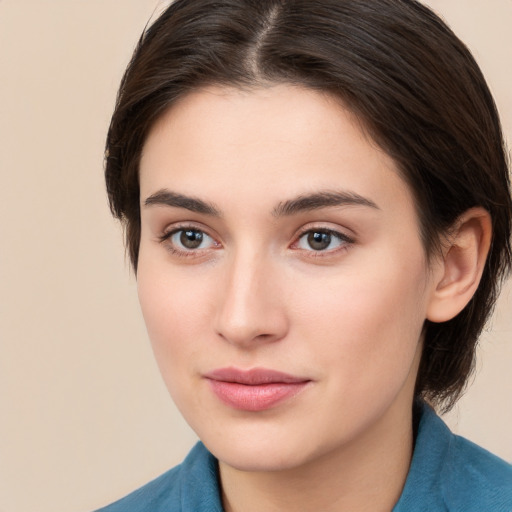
top-left (207, 380), bottom-right (309, 412)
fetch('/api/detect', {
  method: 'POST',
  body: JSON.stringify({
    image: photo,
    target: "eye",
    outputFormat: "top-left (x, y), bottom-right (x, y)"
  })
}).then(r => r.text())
top-left (295, 229), bottom-right (352, 252)
top-left (161, 227), bottom-right (217, 252)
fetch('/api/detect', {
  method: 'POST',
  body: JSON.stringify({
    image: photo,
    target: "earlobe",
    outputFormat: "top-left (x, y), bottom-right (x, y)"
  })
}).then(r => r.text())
top-left (427, 207), bottom-right (492, 323)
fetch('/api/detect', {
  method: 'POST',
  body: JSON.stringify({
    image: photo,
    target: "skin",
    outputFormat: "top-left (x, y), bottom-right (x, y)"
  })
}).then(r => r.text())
top-left (136, 84), bottom-right (486, 512)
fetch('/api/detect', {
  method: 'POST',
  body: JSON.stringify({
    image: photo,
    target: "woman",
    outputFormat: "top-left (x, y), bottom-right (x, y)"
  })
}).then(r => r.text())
top-left (97, 0), bottom-right (512, 510)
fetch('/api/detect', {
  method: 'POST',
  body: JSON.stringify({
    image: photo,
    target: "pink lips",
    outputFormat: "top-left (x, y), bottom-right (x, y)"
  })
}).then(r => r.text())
top-left (204, 367), bottom-right (311, 412)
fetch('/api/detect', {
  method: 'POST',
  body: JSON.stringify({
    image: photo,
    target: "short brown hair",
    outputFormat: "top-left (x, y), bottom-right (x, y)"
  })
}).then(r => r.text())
top-left (105, 0), bottom-right (512, 411)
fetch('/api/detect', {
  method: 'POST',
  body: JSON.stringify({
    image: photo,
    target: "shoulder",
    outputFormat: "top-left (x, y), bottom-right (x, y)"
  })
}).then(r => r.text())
top-left (93, 442), bottom-right (223, 512)
top-left (395, 402), bottom-right (512, 512)
top-left (441, 431), bottom-right (512, 511)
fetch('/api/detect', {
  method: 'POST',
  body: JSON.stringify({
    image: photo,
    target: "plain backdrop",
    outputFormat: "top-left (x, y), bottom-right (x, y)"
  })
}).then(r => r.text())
top-left (0, 1), bottom-right (510, 511)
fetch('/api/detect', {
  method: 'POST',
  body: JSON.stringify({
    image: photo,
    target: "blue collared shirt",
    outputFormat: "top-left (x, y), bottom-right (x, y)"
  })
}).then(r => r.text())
top-left (96, 403), bottom-right (512, 511)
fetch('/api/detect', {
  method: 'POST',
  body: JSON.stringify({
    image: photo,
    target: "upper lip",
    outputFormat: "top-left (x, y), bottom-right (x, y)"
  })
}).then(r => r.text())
top-left (204, 367), bottom-right (310, 385)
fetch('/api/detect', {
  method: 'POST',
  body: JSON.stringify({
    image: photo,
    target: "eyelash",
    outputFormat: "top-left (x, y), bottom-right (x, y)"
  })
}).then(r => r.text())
top-left (292, 227), bottom-right (354, 257)
top-left (158, 224), bottom-right (219, 258)
top-left (158, 225), bottom-right (355, 258)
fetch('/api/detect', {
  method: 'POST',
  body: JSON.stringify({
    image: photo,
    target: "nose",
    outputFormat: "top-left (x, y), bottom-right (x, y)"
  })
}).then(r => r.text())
top-left (214, 251), bottom-right (289, 348)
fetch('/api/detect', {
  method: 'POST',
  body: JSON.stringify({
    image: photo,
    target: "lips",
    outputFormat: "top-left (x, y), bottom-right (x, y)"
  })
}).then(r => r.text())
top-left (204, 367), bottom-right (311, 411)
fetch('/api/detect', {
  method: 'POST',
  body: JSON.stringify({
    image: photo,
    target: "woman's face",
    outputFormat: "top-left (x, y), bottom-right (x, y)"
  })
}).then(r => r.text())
top-left (137, 85), bottom-right (440, 472)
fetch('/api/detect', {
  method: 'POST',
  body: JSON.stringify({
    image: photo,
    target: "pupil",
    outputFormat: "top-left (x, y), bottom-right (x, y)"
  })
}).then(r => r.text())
top-left (180, 230), bottom-right (203, 249)
top-left (308, 231), bottom-right (331, 250)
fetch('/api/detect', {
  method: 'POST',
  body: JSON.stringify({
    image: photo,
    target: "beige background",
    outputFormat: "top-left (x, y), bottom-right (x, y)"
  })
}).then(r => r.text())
top-left (0, 1), bottom-right (510, 511)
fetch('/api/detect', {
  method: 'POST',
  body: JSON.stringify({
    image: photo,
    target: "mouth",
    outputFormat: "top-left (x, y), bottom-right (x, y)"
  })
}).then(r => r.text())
top-left (204, 367), bottom-right (311, 412)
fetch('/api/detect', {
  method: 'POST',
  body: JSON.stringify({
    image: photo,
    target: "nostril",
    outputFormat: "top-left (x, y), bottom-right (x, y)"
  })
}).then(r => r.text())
top-left (255, 333), bottom-right (274, 340)
top-left (214, 321), bottom-right (287, 347)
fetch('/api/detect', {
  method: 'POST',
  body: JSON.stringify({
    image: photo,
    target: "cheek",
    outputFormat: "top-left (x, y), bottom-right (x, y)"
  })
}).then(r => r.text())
top-left (292, 248), bottom-right (429, 396)
top-left (136, 266), bottom-right (218, 422)
top-left (136, 260), bottom-right (214, 380)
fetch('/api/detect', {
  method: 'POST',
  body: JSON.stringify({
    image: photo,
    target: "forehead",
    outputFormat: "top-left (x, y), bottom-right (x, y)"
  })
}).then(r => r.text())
top-left (139, 84), bottom-right (415, 218)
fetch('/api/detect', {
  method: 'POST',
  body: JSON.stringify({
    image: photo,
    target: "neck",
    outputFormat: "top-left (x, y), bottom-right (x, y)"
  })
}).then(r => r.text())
top-left (219, 400), bottom-right (414, 512)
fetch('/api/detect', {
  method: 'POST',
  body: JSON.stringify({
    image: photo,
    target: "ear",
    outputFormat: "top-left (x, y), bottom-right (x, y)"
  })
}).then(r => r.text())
top-left (427, 207), bottom-right (492, 323)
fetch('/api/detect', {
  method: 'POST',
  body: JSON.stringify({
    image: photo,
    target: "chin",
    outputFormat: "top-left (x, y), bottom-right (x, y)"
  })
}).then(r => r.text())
top-left (211, 439), bottom-right (314, 473)
top-left (195, 418), bottom-right (329, 473)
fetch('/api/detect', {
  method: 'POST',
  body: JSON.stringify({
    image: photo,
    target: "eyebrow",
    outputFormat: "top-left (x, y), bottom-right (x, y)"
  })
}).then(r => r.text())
top-left (143, 188), bottom-right (379, 217)
top-left (272, 190), bottom-right (379, 217)
top-left (144, 189), bottom-right (222, 216)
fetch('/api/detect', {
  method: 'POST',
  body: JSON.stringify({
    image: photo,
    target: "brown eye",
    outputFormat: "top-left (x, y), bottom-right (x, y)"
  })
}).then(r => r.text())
top-left (307, 231), bottom-right (332, 251)
top-left (163, 228), bottom-right (216, 252)
top-left (295, 229), bottom-right (352, 253)
top-left (180, 229), bottom-right (204, 249)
